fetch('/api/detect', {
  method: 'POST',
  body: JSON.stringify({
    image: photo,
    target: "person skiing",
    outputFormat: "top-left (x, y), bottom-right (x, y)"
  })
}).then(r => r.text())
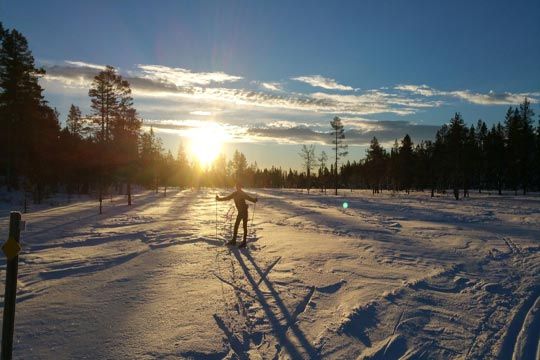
top-left (216, 182), bottom-right (258, 248)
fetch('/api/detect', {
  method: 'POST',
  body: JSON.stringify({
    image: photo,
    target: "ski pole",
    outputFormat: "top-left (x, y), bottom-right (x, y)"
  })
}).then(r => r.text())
top-left (215, 196), bottom-right (218, 241)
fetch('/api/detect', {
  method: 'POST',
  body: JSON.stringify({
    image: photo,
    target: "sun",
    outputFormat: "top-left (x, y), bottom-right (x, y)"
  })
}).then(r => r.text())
top-left (187, 123), bottom-right (226, 167)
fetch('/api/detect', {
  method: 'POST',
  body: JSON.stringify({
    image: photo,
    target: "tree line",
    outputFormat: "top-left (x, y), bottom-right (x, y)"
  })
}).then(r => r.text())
top-left (190, 102), bottom-right (540, 201)
top-left (339, 102), bottom-right (539, 199)
top-left (0, 23), bottom-right (179, 210)
top-left (1, 23), bottom-right (539, 211)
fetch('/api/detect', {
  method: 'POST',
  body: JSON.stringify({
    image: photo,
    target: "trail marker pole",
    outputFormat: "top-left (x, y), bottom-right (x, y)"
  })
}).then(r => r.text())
top-left (1, 212), bottom-right (22, 360)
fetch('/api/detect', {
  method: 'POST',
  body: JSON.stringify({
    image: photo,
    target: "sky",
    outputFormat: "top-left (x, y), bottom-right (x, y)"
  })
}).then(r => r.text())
top-left (2, 0), bottom-right (540, 169)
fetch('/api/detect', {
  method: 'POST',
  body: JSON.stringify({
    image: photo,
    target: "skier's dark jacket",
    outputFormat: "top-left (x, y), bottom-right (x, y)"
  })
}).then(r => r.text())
top-left (218, 190), bottom-right (256, 214)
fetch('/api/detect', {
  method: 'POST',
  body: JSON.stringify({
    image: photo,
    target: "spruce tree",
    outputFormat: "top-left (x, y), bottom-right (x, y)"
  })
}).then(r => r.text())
top-left (518, 98), bottom-right (535, 194)
top-left (504, 106), bottom-right (522, 194)
top-left (486, 123), bottom-right (506, 194)
top-left (398, 134), bottom-right (414, 194)
top-left (447, 113), bottom-right (466, 200)
top-left (389, 140), bottom-right (399, 191)
top-left (476, 119), bottom-right (488, 192)
top-left (365, 137), bottom-right (386, 194)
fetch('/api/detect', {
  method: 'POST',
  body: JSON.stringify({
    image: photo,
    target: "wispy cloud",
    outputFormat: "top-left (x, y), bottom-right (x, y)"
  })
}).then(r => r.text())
top-left (395, 84), bottom-right (441, 97)
top-left (65, 60), bottom-right (107, 71)
top-left (42, 61), bottom-right (436, 116)
top-left (260, 82), bottom-right (283, 92)
top-left (40, 61), bottom-right (450, 117)
top-left (136, 64), bottom-right (242, 87)
top-left (395, 84), bottom-right (539, 105)
top-left (291, 75), bottom-right (355, 91)
top-left (42, 61), bottom-right (540, 130)
top-left (244, 119), bottom-right (440, 145)
top-left (448, 90), bottom-right (539, 105)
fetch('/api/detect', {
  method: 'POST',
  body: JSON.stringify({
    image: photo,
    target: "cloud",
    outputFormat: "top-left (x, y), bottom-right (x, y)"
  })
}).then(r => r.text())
top-left (146, 117), bottom-right (440, 146)
top-left (291, 75), bottom-right (355, 91)
top-left (41, 60), bottom-right (445, 117)
top-left (128, 83), bottom-right (429, 116)
top-left (448, 90), bottom-right (538, 105)
top-left (260, 82), bottom-right (283, 92)
top-left (41, 59), bottom-right (538, 134)
top-left (190, 110), bottom-right (212, 116)
top-left (141, 119), bottom-right (244, 141)
top-left (395, 84), bottom-right (539, 105)
top-left (136, 64), bottom-right (242, 87)
top-left (64, 60), bottom-right (107, 71)
top-left (394, 84), bottom-right (441, 97)
top-left (245, 119), bottom-right (440, 146)
top-left (42, 62), bottom-right (100, 88)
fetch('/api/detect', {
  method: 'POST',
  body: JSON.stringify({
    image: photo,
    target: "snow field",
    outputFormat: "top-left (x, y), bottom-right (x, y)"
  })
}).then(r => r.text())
top-left (0, 189), bottom-right (538, 359)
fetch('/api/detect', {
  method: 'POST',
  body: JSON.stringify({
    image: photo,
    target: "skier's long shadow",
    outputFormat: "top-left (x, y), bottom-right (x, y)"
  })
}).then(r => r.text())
top-left (230, 248), bottom-right (319, 358)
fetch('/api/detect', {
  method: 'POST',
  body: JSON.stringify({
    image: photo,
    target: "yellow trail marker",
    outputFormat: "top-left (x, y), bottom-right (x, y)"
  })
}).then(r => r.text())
top-left (2, 237), bottom-right (21, 261)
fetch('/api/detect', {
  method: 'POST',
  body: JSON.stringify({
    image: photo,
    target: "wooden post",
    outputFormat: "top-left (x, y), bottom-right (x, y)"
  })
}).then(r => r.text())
top-left (1, 212), bottom-right (22, 360)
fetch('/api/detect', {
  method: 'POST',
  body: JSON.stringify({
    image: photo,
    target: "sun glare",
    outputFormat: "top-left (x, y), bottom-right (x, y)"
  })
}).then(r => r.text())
top-left (187, 123), bottom-right (227, 167)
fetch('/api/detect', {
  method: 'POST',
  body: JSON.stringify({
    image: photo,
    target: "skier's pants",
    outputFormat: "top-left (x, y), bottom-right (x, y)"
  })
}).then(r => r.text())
top-left (233, 209), bottom-right (248, 241)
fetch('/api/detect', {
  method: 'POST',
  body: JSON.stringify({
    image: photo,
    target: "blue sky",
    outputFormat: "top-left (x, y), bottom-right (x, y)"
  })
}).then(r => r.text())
top-left (2, 0), bottom-right (539, 169)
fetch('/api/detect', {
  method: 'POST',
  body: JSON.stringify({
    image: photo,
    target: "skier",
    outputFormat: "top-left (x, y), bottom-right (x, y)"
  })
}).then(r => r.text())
top-left (216, 182), bottom-right (258, 248)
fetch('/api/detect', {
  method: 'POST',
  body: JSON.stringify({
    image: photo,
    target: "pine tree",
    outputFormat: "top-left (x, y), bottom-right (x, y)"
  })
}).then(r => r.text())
top-left (231, 150), bottom-right (247, 181)
top-left (330, 116), bottom-right (348, 195)
top-left (0, 24), bottom-right (57, 195)
top-left (66, 104), bottom-right (84, 137)
top-left (88, 66), bottom-right (134, 211)
top-left (116, 107), bottom-right (141, 205)
top-left (88, 66), bottom-right (130, 142)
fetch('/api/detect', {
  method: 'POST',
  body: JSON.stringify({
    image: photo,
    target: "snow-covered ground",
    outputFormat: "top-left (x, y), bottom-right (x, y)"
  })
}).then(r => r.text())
top-left (0, 189), bottom-right (539, 359)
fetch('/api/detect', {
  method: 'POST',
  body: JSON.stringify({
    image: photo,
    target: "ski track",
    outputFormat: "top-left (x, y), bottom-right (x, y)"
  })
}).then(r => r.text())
top-left (0, 188), bottom-right (538, 359)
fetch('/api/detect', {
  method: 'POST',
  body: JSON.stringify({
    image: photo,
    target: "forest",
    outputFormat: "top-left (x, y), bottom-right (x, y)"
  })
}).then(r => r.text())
top-left (1, 23), bottom-right (540, 208)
